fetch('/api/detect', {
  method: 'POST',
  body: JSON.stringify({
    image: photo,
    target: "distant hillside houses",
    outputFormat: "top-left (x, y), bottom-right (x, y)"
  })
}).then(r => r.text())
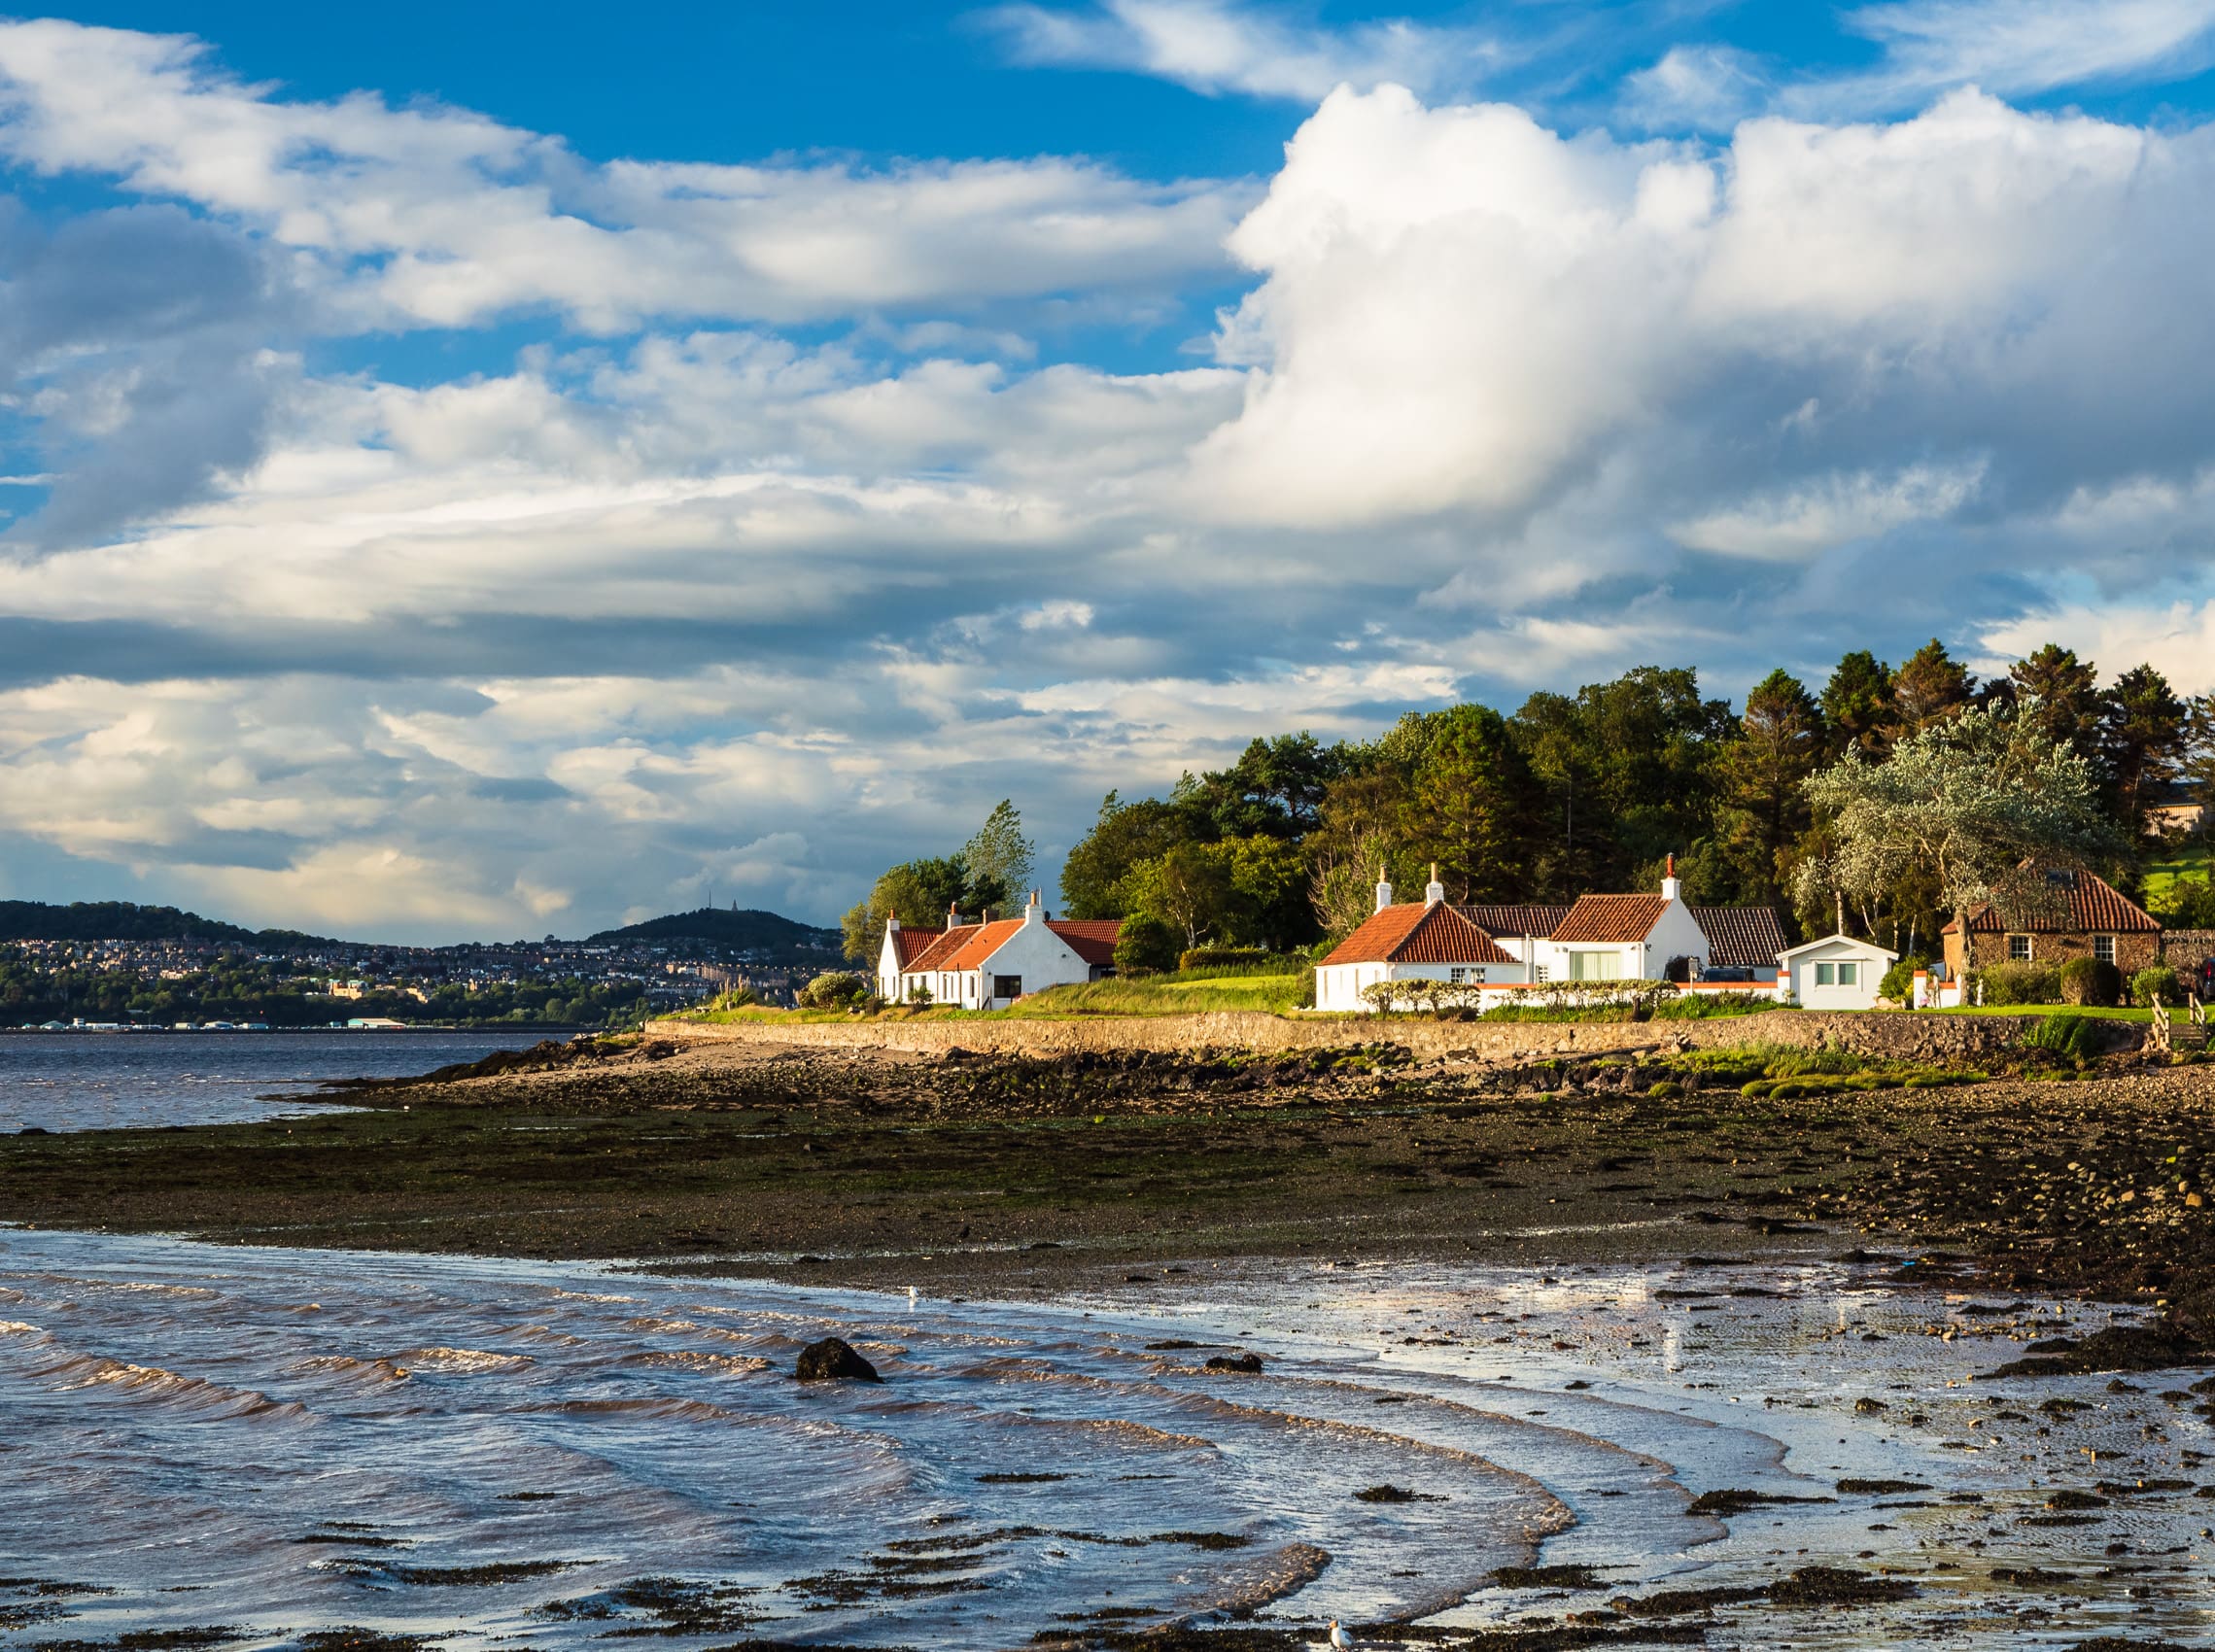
top-left (1315, 858), bottom-right (1790, 1013)
top-left (880, 893), bottom-right (1121, 1009)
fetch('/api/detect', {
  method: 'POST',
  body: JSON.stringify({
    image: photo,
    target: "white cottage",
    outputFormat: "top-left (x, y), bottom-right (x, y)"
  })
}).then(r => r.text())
top-left (876, 912), bottom-right (946, 1002)
top-left (1777, 933), bottom-right (1896, 1011)
top-left (893, 893), bottom-right (1119, 1010)
top-left (1522, 859), bottom-right (1714, 984)
top-left (1315, 868), bottom-right (1523, 1013)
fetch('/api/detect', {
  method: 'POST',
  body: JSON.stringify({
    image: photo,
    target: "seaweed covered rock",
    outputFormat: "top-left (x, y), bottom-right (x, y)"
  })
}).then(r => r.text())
top-left (795, 1336), bottom-right (883, 1383)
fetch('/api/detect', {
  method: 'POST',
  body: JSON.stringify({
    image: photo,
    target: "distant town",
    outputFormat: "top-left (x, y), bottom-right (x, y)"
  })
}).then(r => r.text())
top-left (0, 902), bottom-right (840, 1030)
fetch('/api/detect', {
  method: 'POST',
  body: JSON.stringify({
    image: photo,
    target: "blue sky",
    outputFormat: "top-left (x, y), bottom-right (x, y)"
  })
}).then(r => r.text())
top-left (1, 0), bottom-right (2213, 940)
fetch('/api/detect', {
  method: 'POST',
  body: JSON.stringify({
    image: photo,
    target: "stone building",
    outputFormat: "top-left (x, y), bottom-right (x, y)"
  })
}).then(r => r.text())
top-left (1939, 862), bottom-right (2162, 978)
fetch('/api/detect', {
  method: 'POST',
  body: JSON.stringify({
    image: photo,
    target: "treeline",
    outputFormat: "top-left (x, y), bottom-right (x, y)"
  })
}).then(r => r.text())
top-left (0, 900), bottom-right (334, 946)
top-left (1061, 641), bottom-right (2212, 964)
top-left (0, 954), bottom-right (652, 1028)
top-left (839, 641), bottom-right (2213, 972)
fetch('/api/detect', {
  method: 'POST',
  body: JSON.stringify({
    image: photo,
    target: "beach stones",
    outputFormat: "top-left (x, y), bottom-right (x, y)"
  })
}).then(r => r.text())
top-left (795, 1336), bottom-right (883, 1383)
top-left (1205, 1352), bottom-right (1264, 1374)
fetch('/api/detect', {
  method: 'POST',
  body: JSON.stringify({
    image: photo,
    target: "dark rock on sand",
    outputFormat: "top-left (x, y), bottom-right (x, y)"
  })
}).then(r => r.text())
top-left (795, 1337), bottom-right (883, 1383)
top-left (1985, 1325), bottom-right (2206, 1379)
top-left (1204, 1352), bottom-right (1264, 1373)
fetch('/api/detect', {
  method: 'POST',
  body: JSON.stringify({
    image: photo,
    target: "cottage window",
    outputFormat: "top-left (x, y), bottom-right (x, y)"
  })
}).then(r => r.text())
top-left (2008, 935), bottom-right (2032, 962)
top-left (1568, 951), bottom-right (1609, 981)
top-left (1534, 965), bottom-right (1549, 983)
top-left (1837, 961), bottom-right (1858, 986)
top-left (1448, 967), bottom-right (1484, 984)
top-left (2094, 935), bottom-right (2116, 964)
top-left (1815, 962), bottom-right (1836, 986)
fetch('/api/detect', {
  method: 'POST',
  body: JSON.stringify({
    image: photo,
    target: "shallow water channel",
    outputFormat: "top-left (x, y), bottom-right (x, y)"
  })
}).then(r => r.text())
top-left (1, 1227), bottom-right (2209, 1647)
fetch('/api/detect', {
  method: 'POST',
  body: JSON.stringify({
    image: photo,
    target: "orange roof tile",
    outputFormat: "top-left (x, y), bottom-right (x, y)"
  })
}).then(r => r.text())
top-left (1550, 894), bottom-right (1671, 944)
top-left (1940, 863), bottom-right (2160, 935)
top-left (886, 926), bottom-right (943, 969)
top-left (899, 925), bottom-right (975, 973)
top-left (1046, 918), bottom-right (1122, 967)
top-left (1322, 902), bottom-right (1513, 967)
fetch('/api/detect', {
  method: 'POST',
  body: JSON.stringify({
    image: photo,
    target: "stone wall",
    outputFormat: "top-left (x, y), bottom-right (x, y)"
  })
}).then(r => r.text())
top-left (1946, 928), bottom-right (2161, 978)
top-left (2164, 930), bottom-right (2215, 978)
top-left (646, 1007), bottom-right (2050, 1063)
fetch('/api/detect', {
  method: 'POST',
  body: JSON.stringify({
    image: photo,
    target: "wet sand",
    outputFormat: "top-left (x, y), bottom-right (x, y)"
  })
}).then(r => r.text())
top-left (6, 1036), bottom-right (2215, 1648)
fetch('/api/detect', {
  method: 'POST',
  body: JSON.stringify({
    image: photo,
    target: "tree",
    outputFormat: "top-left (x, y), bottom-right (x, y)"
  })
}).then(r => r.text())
top-left (1399, 704), bottom-right (1534, 902)
top-left (1058, 793), bottom-right (1195, 918)
top-left (1112, 912), bottom-right (1180, 973)
top-left (1820, 651), bottom-right (1897, 757)
top-left (1192, 733), bottom-right (1349, 838)
top-left (840, 855), bottom-right (973, 963)
top-left (1796, 703), bottom-right (2120, 962)
top-left (1718, 670), bottom-right (1824, 908)
top-left (2099, 665), bottom-right (2189, 836)
top-left (1126, 841), bottom-right (1237, 949)
top-left (2010, 644), bottom-right (2103, 764)
top-left (1890, 638), bottom-right (1975, 734)
top-left (963, 800), bottom-right (1035, 916)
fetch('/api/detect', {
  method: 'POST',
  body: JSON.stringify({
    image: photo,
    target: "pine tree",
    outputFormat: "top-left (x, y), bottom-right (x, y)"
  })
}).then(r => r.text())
top-left (1720, 670), bottom-right (1824, 908)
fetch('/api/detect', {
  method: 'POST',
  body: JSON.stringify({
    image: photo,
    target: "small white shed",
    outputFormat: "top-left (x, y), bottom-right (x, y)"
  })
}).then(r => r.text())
top-left (1777, 933), bottom-right (1897, 1011)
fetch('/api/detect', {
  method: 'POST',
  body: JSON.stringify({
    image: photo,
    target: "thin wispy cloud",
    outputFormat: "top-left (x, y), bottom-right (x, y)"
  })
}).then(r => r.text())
top-left (976, 0), bottom-right (1510, 101)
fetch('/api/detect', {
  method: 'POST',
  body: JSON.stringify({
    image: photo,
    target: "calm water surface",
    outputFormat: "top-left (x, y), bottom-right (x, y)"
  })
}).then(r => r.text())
top-left (0, 1031), bottom-right (541, 1132)
top-left (2, 1228), bottom-right (2209, 1648)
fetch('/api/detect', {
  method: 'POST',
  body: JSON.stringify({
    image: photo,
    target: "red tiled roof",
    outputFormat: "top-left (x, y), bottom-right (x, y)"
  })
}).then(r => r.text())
top-left (899, 925), bottom-right (975, 974)
top-left (1940, 864), bottom-right (2160, 936)
top-left (1047, 918), bottom-right (1122, 967)
top-left (935, 918), bottom-right (1027, 972)
top-left (1456, 903), bottom-right (1572, 939)
top-left (1550, 894), bottom-right (1670, 944)
top-left (1322, 902), bottom-right (1514, 967)
top-left (1690, 906), bottom-right (1788, 968)
top-left (886, 926), bottom-right (943, 969)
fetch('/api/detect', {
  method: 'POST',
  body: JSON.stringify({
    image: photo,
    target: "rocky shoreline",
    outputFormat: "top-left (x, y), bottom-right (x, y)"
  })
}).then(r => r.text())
top-left (6, 1025), bottom-right (2214, 1361)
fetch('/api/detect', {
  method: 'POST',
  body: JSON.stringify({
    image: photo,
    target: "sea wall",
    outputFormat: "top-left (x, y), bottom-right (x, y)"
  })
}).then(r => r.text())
top-left (645, 1008), bottom-right (2055, 1063)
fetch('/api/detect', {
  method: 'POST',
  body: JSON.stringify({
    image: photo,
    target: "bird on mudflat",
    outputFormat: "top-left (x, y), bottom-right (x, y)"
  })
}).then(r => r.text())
top-left (908, 1286), bottom-right (918, 1309)
top-left (1328, 1619), bottom-right (1353, 1649)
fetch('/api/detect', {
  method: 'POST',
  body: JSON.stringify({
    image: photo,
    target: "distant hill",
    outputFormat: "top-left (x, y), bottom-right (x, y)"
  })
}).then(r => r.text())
top-left (585, 907), bottom-right (838, 953)
top-left (0, 900), bottom-right (335, 946)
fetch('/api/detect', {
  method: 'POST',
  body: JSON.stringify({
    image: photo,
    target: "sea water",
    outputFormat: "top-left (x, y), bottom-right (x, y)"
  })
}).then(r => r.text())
top-left (0, 1032), bottom-right (536, 1132)
top-left (2, 1226), bottom-right (2210, 1648)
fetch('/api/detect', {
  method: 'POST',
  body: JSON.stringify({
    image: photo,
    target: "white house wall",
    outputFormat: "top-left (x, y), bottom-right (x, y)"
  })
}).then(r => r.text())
top-left (903, 918), bottom-right (1095, 1010)
top-left (1782, 936), bottom-right (1893, 1011)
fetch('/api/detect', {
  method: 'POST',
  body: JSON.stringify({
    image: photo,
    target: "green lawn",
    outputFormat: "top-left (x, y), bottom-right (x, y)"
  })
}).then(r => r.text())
top-left (672, 968), bottom-right (1315, 1025)
top-left (1922, 1004), bottom-right (2154, 1022)
top-left (2144, 846), bottom-right (2214, 912)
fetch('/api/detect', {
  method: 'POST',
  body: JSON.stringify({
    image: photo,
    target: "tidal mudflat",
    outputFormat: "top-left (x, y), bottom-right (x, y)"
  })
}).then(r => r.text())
top-left (3, 1225), bottom-right (2209, 1651)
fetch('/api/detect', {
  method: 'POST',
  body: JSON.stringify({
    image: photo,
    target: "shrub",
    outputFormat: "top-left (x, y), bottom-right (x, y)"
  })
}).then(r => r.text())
top-left (797, 971), bottom-right (868, 1010)
top-left (1179, 946), bottom-right (1274, 972)
top-left (1113, 913), bottom-right (1180, 975)
top-left (2133, 964), bottom-right (2186, 1007)
top-left (1973, 961), bottom-right (2061, 1006)
top-left (1298, 964), bottom-right (1318, 1010)
top-left (2058, 957), bottom-right (2123, 1008)
top-left (1877, 959), bottom-right (1923, 1004)
top-left (2025, 1012), bottom-right (2101, 1064)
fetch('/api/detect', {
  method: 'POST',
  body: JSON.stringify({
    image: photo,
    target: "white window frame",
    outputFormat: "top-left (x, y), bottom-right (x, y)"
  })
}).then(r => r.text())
top-left (2093, 935), bottom-right (2116, 964)
top-left (1837, 961), bottom-right (1858, 986)
top-left (2008, 935), bottom-right (2032, 962)
top-left (1815, 961), bottom-right (1837, 986)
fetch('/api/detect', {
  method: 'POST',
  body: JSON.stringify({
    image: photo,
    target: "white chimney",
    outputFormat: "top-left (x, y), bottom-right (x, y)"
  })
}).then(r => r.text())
top-left (885, 911), bottom-right (900, 935)
top-left (948, 902), bottom-right (960, 929)
top-left (1660, 851), bottom-right (1680, 902)
top-left (1374, 866), bottom-right (1395, 914)
top-left (1023, 888), bottom-right (1043, 926)
top-left (1424, 861), bottom-right (1445, 907)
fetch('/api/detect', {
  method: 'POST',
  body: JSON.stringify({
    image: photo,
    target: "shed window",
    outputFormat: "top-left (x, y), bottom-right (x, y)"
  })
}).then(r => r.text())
top-left (1837, 961), bottom-right (1858, 986)
top-left (1815, 961), bottom-right (1836, 986)
top-left (2008, 935), bottom-right (2032, 962)
top-left (2094, 935), bottom-right (2116, 964)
